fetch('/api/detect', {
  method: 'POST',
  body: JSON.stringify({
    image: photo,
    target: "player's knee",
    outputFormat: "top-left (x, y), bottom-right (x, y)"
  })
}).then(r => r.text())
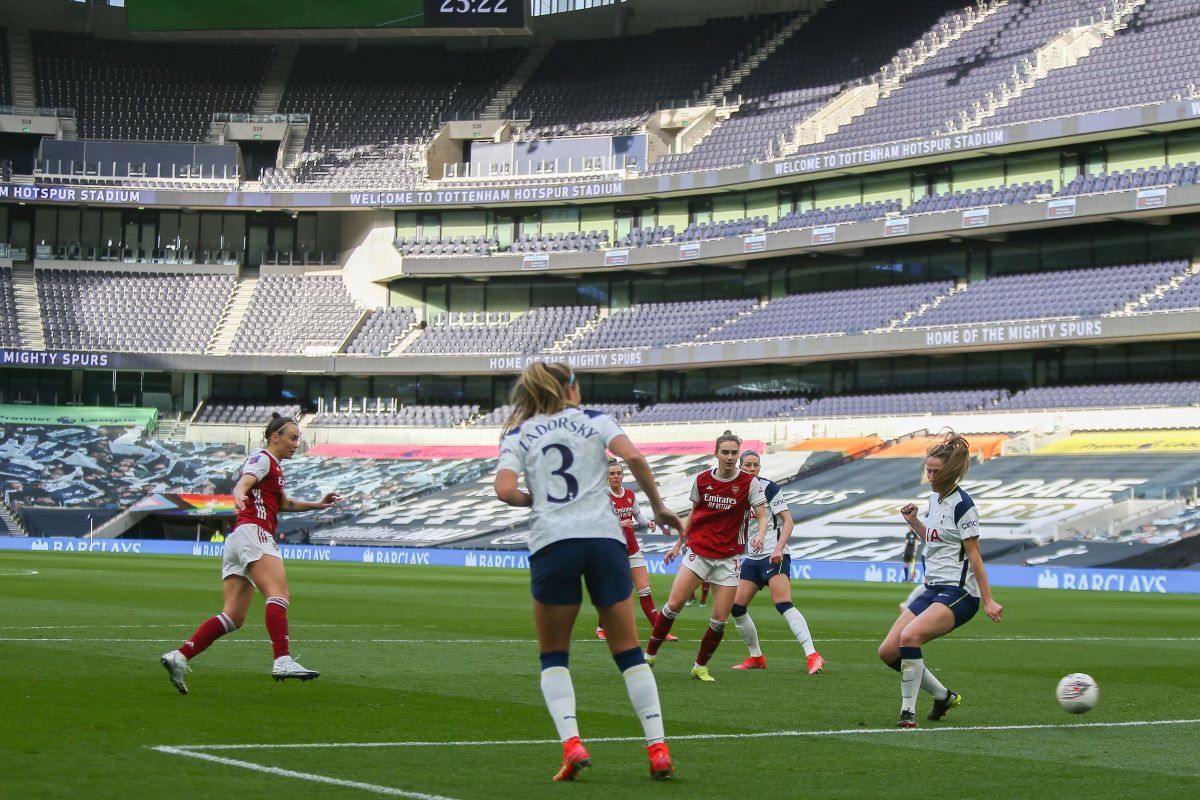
top-left (708, 617), bottom-right (726, 633)
top-left (731, 603), bottom-right (748, 618)
top-left (774, 601), bottom-right (794, 615)
top-left (661, 604), bottom-right (679, 619)
top-left (226, 611), bottom-right (246, 629)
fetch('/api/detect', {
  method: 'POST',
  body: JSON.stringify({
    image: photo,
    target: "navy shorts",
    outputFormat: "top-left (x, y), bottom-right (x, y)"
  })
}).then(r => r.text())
top-left (906, 584), bottom-right (980, 629)
top-left (529, 537), bottom-right (633, 607)
top-left (738, 554), bottom-right (791, 589)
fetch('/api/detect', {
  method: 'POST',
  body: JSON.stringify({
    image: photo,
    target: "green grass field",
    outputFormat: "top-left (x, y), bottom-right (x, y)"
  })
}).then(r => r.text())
top-left (2, 552), bottom-right (1197, 799)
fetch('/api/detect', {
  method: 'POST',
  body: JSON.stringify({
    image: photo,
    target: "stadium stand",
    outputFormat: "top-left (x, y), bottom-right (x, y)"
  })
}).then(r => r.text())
top-left (796, 388), bottom-right (1005, 416)
top-left (474, 403), bottom-right (639, 426)
top-left (344, 307), bottom-right (419, 356)
top-left (564, 299), bottom-right (757, 351)
top-left (308, 404), bottom-right (479, 427)
top-left (649, 0), bottom-right (967, 173)
top-left (511, 16), bottom-right (783, 139)
top-left (229, 273), bottom-right (363, 356)
top-left (31, 32), bottom-right (271, 142)
top-left (906, 181), bottom-right (1052, 213)
top-left (698, 281), bottom-right (955, 341)
top-left (0, 26), bottom-right (10, 108)
top-left (260, 143), bottom-right (426, 191)
top-left (36, 268), bottom-right (235, 354)
top-left (799, 0), bottom-right (1107, 154)
top-left (982, 0), bottom-right (1200, 127)
top-left (404, 306), bottom-right (596, 355)
top-left (994, 381), bottom-right (1200, 409)
top-left (1141, 268), bottom-right (1200, 312)
top-left (622, 398), bottom-right (808, 424)
top-left (770, 200), bottom-right (903, 231)
top-left (193, 402), bottom-right (302, 425)
top-left (903, 260), bottom-right (1190, 326)
top-left (1056, 163), bottom-right (1200, 196)
top-left (1, 267), bottom-right (20, 348)
top-left (278, 44), bottom-right (522, 152)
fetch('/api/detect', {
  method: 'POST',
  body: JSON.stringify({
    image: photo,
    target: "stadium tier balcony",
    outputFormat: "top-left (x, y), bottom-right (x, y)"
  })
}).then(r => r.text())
top-left (1056, 163), bottom-right (1200, 196)
top-left (512, 15), bottom-right (782, 139)
top-left (905, 181), bottom-right (1052, 214)
top-left (801, 0), bottom-right (1101, 155)
top-left (564, 299), bottom-right (757, 351)
top-left (770, 200), bottom-right (902, 231)
top-left (344, 307), bottom-right (419, 356)
top-left (229, 274), bottom-right (362, 356)
top-left (1140, 268), bottom-right (1200, 313)
top-left (622, 398), bottom-right (808, 424)
top-left (404, 306), bottom-right (598, 355)
top-left (994, 381), bottom-right (1200, 409)
top-left (798, 388), bottom-right (1005, 417)
top-left (397, 232), bottom-right (613, 258)
top-left (32, 31), bottom-right (271, 142)
top-left (260, 143), bottom-right (426, 191)
top-left (982, 0), bottom-right (1200, 128)
top-left (699, 282), bottom-right (955, 342)
top-left (35, 268), bottom-right (235, 354)
top-left (308, 404), bottom-right (479, 427)
top-left (678, 217), bottom-right (769, 243)
top-left (193, 402), bottom-right (302, 426)
top-left (474, 403), bottom-right (638, 427)
top-left (1, 267), bottom-right (20, 348)
top-left (278, 44), bottom-right (522, 152)
top-left (903, 260), bottom-right (1191, 327)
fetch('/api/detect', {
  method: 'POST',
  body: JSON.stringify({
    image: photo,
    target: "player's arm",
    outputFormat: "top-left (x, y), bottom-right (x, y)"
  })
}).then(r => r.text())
top-left (231, 473), bottom-right (258, 512)
top-left (900, 503), bottom-right (927, 538)
top-left (963, 535), bottom-right (1002, 622)
top-left (608, 434), bottom-right (682, 532)
top-left (494, 469), bottom-right (532, 507)
top-left (772, 508), bottom-right (795, 563)
top-left (280, 492), bottom-right (340, 512)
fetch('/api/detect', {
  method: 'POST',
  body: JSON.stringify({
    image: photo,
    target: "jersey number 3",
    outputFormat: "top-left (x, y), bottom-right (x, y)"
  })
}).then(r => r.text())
top-left (541, 443), bottom-right (579, 503)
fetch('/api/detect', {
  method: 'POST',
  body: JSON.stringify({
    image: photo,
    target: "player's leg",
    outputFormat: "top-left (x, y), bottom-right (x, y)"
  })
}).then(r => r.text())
top-left (767, 567), bottom-right (824, 673)
top-left (531, 540), bottom-right (590, 781)
top-left (692, 565), bottom-right (737, 681)
top-left (647, 562), bottom-right (703, 659)
top-left (730, 573), bottom-right (766, 669)
top-left (700, 581), bottom-right (711, 606)
top-left (249, 554), bottom-right (317, 680)
top-left (895, 602), bottom-right (956, 726)
top-left (161, 575), bottom-right (251, 695)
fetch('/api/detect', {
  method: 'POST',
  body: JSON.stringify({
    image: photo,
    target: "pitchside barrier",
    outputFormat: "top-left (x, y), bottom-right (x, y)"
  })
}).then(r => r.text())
top-left (1, 537), bottom-right (1195, 594)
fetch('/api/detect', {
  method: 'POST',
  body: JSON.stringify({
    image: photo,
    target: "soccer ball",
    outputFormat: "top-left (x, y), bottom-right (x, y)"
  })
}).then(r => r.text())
top-left (1056, 673), bottom-right (1099, 714)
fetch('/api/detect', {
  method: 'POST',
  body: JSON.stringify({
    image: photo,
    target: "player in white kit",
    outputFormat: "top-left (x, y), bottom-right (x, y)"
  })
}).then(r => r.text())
top-left (877, 431), bottom-right (1003, 728)
top-left (494, 362), bottom-right (683, 781)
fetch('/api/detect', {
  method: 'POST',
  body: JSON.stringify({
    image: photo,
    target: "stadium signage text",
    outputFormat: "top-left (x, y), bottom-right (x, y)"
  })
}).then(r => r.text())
top-left (773, 130), bottom-right (1007, 176)
top-left (921, 320), bottom-right (1103, 348)
top-left (347, 182), bottom-right (625, 207)
top-left (1, 350), bottom-right (111, 367)
top-left (5, 537), bottom-right (1197, 593)
top-left (487, 350), bottom-right (646, 371)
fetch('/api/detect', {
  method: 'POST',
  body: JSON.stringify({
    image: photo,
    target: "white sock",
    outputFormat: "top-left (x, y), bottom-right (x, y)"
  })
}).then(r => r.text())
top-left (622, 663), bottom-right (665, 745)
top-left (540, 667), bottom-right (579, 742)
top-left (732, 613), bottom-right (762, 657)
top-left (900, 656), bottom-right (924, 713)
top-left (781, 607), bottom-right (816, 656)
top-left (921, 665), bottom-right (948, 700)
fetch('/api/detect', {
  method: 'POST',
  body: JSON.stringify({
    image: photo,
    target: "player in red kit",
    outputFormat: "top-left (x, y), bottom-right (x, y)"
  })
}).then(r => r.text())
top-left (595, 459), bottom-right (677, 642)
top-left (645, 431), bottom-right (768, 682)
top-left (160, 413), bottom-right (340, 694)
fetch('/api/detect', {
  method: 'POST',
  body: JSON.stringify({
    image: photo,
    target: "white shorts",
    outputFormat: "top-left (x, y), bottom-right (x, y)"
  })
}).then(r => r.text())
top-left (221, 523), bottom-right (281, 584)
top-left (681, 552), bottom-right (740, 587)
top-left (628, 550), bottom-right (647, 571)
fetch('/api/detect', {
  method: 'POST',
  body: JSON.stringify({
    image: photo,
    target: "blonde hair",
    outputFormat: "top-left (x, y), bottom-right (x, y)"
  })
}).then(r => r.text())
top-left (926, 430), bottom-right (971, 499)
top-left (501, 362), bottom-right (575, 434)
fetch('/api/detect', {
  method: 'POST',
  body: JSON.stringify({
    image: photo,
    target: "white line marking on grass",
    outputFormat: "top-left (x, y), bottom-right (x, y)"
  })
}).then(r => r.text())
top-left (7, 635), bottom-right (1200, 644)
top-left (0, 569), bottom-right (39, 576)
top-left (165, 718), bottom-right (1200, 752)
top-left (152, 746), bottom-right (463, 800)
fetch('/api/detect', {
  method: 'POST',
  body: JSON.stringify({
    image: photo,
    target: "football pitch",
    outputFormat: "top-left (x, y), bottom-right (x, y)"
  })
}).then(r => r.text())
top-left (2, 552), bottom-right (1197, 799)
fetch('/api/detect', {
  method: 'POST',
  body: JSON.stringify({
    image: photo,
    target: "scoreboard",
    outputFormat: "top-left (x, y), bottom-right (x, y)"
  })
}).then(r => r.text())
top-left (127, 0), bottom-right (526, 32)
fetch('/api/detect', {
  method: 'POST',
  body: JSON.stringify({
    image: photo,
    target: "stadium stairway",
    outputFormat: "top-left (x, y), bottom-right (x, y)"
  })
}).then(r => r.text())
top-left (154, 417), bottom-right (189, 443)
top-left (282, 122), bottom-right (309, 169)
top-left (5, 26), bottom-right (36, 111)
top-left (206, 270), bottom-right (258, 356)
top-left (254, 42), bottom-right (297, 116)
top-left (9, 263), bottom-right (45, 349)
top-left (0, 502), bottom-right (28, 536)
top-left (702, 4), bottom-right (825, 105)
top-left (480, 41), bottom-right (553, 121)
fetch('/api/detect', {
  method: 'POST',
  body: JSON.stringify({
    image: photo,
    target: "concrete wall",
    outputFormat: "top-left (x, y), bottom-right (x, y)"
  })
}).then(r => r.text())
top-left (339, 210), bottom-right (398, 305)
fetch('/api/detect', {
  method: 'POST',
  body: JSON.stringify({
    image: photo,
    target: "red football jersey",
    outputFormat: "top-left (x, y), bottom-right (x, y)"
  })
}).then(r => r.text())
top-left (608, 487), bottom-right (644, 555)
top-left (686, 469), bottom-right (764, 559)
top-left (234, 449), bottom-right (284, 535)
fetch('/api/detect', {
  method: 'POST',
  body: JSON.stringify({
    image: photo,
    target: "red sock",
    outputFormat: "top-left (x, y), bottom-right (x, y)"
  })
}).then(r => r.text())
top-left (695, 621), bottom-right (726, 667)
top-left (265, 596), bottom-right (290, 659)
top-left (638, 593), bottom-right (658, 625)
top-left (179, 613), bottom-right (234, 660)
top-left (647, 607), bottom-right (678, 656)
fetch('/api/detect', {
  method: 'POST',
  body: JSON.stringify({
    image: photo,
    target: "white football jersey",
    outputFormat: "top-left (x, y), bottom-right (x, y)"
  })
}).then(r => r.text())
top-left (742, 478), bottom-right (790, 560)
top-left (919, 486), bottom-right (981, 596)
top-left (497, 406), bottom-right (627, 555)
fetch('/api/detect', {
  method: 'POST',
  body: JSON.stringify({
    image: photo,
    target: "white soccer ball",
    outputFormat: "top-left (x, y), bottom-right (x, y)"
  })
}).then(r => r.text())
top-left (1056, 673), bottom-right (1099, 714)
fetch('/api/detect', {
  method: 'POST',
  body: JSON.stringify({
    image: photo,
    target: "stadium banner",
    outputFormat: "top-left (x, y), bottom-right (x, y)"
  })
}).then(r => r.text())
top-left (1, 349), bottom-right (119, 368)
top-left (917, 318), bottom-right (1104, 349)
top-left (811, 225), bottom-right (836, 245)
top-left (962, 208), bottom-right (990, 228)
top-left (742, 233), bottom-right (766, 253)
top-left (883, 217), bottom-right (910, 237)
top-left (1046, 198), bottom-right (1076, 219)
top-left (0, 403), bottom-right (157, 427)
top-left (520, 254), bottom-right (549, 271)
top-left (305, 444), bottom-right (500, 459)
top-left (129, 494), bottom-right (236, 517)
top-left (603, 249), bottom-right (629, 267)
top-left (1136, 187), bottom-right (1168, 210)
top-left (3, 536), bottom-right (1198, 593)
top-left (678, 242), bottom-right (701, 260)
top-left (1036, 429), bottom-right (1200, 454)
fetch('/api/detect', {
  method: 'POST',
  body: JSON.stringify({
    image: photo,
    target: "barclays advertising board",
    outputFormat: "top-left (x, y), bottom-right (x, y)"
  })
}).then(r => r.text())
top-left (3, 537), bottom-right (1198, 594)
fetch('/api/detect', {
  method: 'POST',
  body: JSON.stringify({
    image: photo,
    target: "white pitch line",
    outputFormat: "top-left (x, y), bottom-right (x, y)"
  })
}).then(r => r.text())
top-left (5, 635), bottom-right (1200, 644)
top-left (164, 718), bottom-right (1200, 753)
top-left (152, 746), bottom-right (463, 800)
